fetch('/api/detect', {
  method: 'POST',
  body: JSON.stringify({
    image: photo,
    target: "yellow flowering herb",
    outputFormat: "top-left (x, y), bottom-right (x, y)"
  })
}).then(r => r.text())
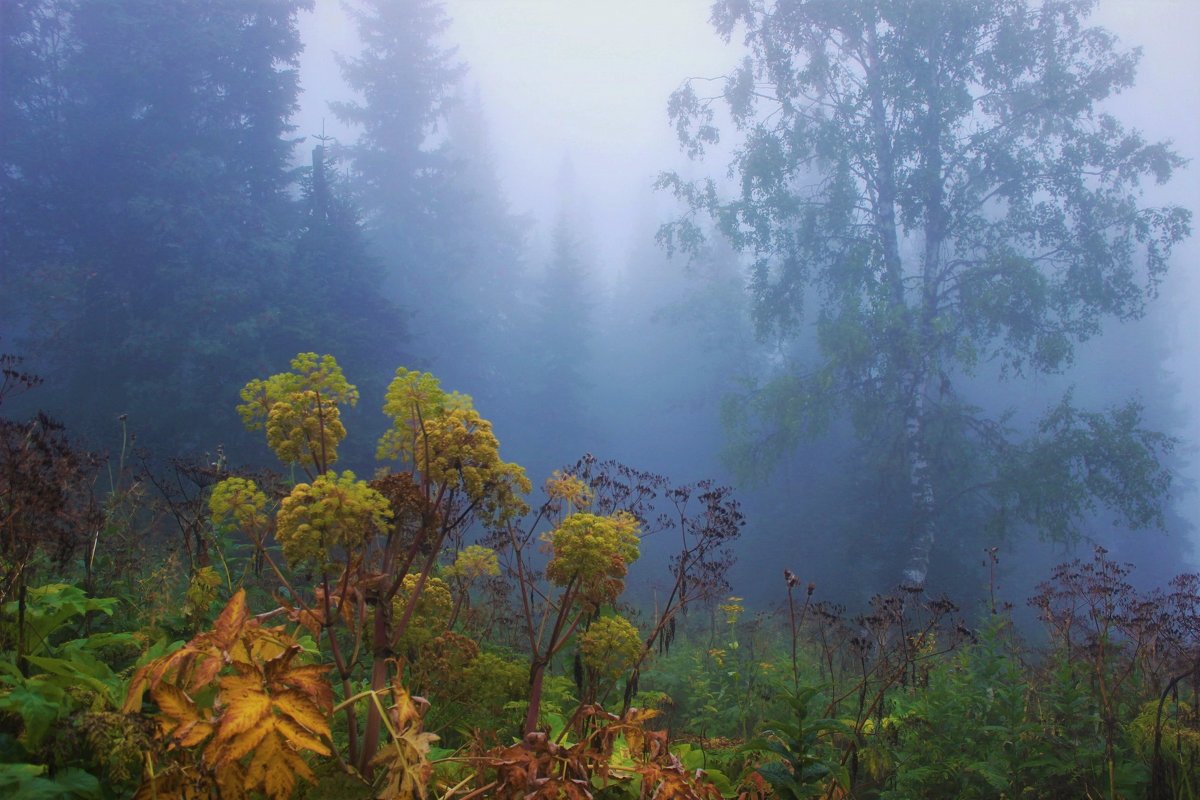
top-left (446, 544), bottom-right (500, 582)
top-left (544, 470), bottom-right (593, 512)
top-left (209, 476), bottom-right (269, 533)
top-left (237, 353), bottom-right (357, 469)
top-left (264, 389), bottom-right (347, 469)
top-left (183, 565), bottom-right (222, 620)
top-left (580, 615), bottom-right (642, 681)
top-left (237, 352), bottom-right (358, 431)
top-left (719, 596), bottom-right (744, 626)
top-left (392, 574), bottom-right (453, 650)
top-left (275, 471), bottom-right (391, 570)
top-left (376, 367), bottom-right (472, 463)
top-left (416, 408), bottom-right (531, 523)
top-left (544, 511), bottom-right (640, 608)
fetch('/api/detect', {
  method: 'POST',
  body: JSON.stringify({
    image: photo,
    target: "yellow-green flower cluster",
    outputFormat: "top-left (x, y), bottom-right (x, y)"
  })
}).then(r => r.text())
top-left (264, 389), bottom-right (346, 469)
top-left (580, 615), bottom-right (642, 682)
top-left (275, 470), bottom-right (391, 570)
top-left (209, 476), bottom-right (269, 533)
top-left (544, 470), bottom-right (593, 513)
top-left (544, 511), bottom-right (640, 608)
top-left (392, 574), bottom-right (453, 651)
top-left (376, 367), bottom-right (472, 463)
top-left (445, 544), bottom-right (500, 582)
top-left (237, 353), bottom-right (358, 468)
top-left (377, 371), bottom-right (530, 525)
top-left (719, 596), bottom-right (744, 626)
top-left (421, 409), bottom-right (531, 523)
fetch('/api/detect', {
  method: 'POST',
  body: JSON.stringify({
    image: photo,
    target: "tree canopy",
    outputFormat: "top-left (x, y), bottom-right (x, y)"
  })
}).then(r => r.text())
top-left (660, 0), bottom-right (1191, 586)
top-left (1, 0), bottom-right (405, 454)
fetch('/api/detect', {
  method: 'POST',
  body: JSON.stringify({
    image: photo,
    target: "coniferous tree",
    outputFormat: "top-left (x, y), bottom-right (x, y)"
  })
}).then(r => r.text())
top-left (3, 0), bottom-right (312, 448)
top-left (517, 211), bottom-right (598, 476)
top-left (331, 1), bottom-right (534, 403)
top-left (419, 92), bottom-right (530, 401)
top-left (331, 0), bottom-right (463, 286)
top-left (2, 0), bottom-right (404, 458)
top-left (283, 142), bottom-right (411, 460)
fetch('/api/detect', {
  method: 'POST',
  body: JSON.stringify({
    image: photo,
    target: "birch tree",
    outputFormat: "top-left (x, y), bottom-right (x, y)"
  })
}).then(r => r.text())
top-left (660, 0), bottom-right (1189, 585)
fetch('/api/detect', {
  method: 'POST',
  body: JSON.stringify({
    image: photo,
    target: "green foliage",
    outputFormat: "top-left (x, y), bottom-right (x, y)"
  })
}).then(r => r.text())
top-left (1026, 656), bottom-right (1123, 797)
top-left (1130, 692), bottom-right (1200, 800)
top-left (996, 395), bottom-right (1175, 542)
top-left (663, 0), bottom-right (1191, 587)
top-left (0, 584), bottom-right (146, 798)
top-left (0, 763), bottom-right (102, 799)
top-left (455, 650), bottom-right (528, 735)
top-left (884, 617), bottom-right (1049, 798)
top-left (743, 687), bottom-right (850, 800)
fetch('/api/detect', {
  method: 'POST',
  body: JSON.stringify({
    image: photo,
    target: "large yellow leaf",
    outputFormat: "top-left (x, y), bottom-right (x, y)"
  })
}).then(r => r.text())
top-left (271, 689), bottom-right (329, 737)
top-left (214, 762), bottom-right (248, 800)
top-left (221, 665), bottom-right (265, 694)
top-left (279, 736), bottom-right (317, 784)
top-left (131, 763), bottom-right (206, 800)
top-left (250, 631), bottom-right (290, 663)
top-left (245, 732), bottom-right (300, 800)
top-left (275, 715), bottom-right (332, 756)
top-left (175, 719), bottom-right (215, 749)
top-left (185, 652), bottom-right (223, 694)
top-left (277, 663), bottom-right (332, 706)
top-left (151, 683), bottom-right (200, 728)
top-left (123, 665), bottom-right (152, 713)
top-left (262, 644), bottom-right (301, 682)
top-left (214, 681), bottom-right (271, 740)
top-left (206, 719), bottom-right (270, 767)
top-left (212, 589), bottom-right (250, 650)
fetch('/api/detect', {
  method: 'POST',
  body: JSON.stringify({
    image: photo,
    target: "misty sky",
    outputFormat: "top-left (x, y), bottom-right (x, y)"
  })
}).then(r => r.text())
top-left (294, 0), bottom-right (1200, 528)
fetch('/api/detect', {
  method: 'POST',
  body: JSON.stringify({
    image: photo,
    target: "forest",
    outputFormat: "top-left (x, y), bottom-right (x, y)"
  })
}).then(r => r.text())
top-left (1, 0), bottom-right (1198, 797)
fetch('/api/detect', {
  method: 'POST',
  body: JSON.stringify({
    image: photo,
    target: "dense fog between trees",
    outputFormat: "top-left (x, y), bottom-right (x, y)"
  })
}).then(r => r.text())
top-left (4, 0), bottom-right (1199, 613)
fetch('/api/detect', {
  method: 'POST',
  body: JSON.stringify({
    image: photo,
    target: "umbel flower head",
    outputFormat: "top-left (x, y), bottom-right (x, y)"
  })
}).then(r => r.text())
top-left (209, 476), bottom-right (269, 533)
top-left (445, 544), bottom-right (500, 582)
top-left (237, 353), bottom-right (358, 469)
top-left (275, 470), bottom-right (391, 570)
top-left (378, 368), bottom-right (530, 525)
top-left (544, 470), bottom-right (593, 515)
top-left (544, 511), bottom-right (640, 609)
top-left (580, 615), bottom-right (641, 682)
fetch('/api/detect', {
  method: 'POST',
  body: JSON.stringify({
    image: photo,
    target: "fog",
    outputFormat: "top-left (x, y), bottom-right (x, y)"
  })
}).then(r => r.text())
top-left (5, 0), bottom-right (1199, 611)
top-left (292, 0), bottom-right (1200, 593)
top-left (295, 0), bottom-right (740, 274)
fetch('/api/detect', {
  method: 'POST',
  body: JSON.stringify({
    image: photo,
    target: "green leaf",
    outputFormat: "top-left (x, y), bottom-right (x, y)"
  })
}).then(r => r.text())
top-left (22, 654), bottom-right (121, 705)
top-left (0, 683), bottom-right (65, 748)
top-left (0, 764), bottom-right (101, 799)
